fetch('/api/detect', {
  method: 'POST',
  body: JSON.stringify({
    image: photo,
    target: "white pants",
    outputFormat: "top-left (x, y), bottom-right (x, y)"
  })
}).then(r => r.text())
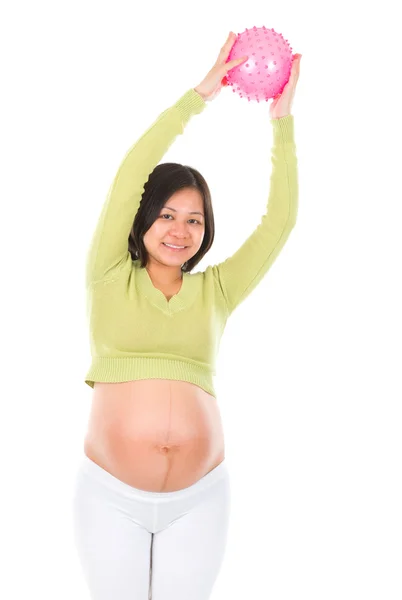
top-left (72, 454), bottom-right (231, 600)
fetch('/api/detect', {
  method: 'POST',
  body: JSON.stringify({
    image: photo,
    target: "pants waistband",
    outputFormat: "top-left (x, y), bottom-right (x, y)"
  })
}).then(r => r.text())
top-left (77, 453), bottom-right (229, 502)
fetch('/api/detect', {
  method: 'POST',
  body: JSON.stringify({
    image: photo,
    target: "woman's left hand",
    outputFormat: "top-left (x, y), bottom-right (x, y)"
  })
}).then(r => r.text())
top-left (269, 54), bottom-right (302, 119)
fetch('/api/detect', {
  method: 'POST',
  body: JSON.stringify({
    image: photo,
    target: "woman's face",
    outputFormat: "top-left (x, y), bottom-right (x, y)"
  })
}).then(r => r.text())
top-left (143, 188), bottom-right (206, 268)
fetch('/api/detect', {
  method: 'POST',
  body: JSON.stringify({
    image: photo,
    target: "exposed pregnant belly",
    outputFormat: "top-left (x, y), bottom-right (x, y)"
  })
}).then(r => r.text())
top-left (83, 379), bottom-right (226, 493)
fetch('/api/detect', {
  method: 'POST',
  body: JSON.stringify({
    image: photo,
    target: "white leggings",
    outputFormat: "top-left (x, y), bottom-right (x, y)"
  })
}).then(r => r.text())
top-left (72, 454), bottom-right (231, 600)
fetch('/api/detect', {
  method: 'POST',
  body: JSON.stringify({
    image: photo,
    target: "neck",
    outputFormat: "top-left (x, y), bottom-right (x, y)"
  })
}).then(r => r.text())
top-left (145, 264), bottom-right (183, 286)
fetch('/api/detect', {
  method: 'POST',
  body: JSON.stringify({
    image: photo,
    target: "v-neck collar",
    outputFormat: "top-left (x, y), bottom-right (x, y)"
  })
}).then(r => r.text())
top-left (136, 264), bottom-right (197, 316)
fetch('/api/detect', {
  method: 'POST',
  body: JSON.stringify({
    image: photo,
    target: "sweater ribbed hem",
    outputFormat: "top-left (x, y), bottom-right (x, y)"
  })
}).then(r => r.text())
top-left (173, 88), bottom-right (207, 124)
top-left (270, 114), bottom-right (294, 145)
top-left (85, 356), bottom-right (216, 398)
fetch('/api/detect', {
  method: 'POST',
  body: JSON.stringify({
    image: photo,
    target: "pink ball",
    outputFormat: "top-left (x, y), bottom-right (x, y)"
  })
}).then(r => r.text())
top-left (226, 25), bottom-right (293, 102)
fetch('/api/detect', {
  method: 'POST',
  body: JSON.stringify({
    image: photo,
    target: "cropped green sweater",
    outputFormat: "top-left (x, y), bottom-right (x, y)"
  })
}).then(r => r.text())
top-left (84, 87), bottom-right (298, 397)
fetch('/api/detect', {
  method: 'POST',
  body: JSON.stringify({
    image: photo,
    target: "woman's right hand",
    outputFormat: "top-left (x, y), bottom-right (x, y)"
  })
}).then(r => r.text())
top-left (194, 32), bottom-right (248, 102)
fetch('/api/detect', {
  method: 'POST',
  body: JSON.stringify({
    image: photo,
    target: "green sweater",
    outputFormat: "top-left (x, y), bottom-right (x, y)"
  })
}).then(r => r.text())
top-left (84, 87), bottom-right (298, 397)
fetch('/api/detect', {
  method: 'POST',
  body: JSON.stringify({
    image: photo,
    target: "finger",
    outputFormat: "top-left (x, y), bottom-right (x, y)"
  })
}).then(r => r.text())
top-left (291, 54), bottom-right (302, 72)
top-left (225, 55), bottom-right (248, 71)
top-left (218, 31), bottom-right (237, 62)
top-left (289, 60), bottom-right (300, 81)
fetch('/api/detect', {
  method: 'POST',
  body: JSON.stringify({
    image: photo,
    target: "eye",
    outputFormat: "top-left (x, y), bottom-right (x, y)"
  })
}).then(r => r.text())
top-left (161, 214), bottom-right (202, 225)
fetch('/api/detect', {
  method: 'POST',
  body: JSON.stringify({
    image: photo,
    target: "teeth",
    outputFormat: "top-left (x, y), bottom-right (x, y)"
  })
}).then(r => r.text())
top-left (164, 243), bottom-right (186, 249)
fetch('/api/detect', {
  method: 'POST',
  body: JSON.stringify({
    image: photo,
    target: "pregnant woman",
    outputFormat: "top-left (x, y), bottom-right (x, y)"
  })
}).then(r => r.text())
top-left (73, 32), bottom-right (301, 600)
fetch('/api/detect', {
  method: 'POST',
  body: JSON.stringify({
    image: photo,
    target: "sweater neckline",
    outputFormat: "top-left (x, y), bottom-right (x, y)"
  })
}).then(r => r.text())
top-left (137, 264), bottom-right (195, 315)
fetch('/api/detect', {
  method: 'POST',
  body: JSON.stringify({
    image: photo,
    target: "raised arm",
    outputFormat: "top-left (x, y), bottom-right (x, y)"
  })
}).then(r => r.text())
top-left (211, 114), bottom-right (298, 317)
top-left (85, 88), bottom-right (207, 287)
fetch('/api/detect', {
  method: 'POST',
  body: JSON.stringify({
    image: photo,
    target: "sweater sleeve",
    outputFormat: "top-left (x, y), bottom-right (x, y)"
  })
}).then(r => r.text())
top-left (212, 114), bottom-right (298, 317)
top-left (85, 88), bottom-right (207, 287)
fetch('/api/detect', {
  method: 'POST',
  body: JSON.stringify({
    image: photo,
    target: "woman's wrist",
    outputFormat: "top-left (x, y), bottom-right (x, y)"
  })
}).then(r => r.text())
top-left (194, 87), bottom-right (212, 102)
top-left (271, 112), bottom-right (292, 120)
top-left (194, 87), bottom-right (208, 101)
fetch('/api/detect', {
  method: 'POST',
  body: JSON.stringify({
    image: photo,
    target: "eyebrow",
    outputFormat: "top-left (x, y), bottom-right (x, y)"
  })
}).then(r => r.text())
top-left (163, 206), bottom-right (204, 217)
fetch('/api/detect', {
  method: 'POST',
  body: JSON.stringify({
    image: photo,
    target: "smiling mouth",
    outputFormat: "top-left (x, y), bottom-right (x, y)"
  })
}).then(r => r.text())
top-left (162, 243), bottom-right (188, 251)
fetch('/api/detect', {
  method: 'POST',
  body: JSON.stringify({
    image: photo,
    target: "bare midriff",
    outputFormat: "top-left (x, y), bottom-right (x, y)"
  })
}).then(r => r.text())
top-left (83, 379), bottom-right (226, 493)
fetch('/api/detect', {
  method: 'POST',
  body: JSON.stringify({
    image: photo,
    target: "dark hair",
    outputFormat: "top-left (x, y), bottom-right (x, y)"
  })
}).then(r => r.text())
top-left (128, 163), bottom-right (215, 273)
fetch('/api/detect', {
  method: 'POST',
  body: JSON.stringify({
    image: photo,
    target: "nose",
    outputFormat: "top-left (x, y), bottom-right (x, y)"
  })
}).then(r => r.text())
top-left (170, 221), bottom-right (190, 237)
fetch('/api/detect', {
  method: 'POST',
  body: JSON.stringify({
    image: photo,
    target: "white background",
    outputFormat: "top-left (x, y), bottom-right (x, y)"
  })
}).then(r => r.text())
top-left (1, 0), bottom-right (401, 598)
